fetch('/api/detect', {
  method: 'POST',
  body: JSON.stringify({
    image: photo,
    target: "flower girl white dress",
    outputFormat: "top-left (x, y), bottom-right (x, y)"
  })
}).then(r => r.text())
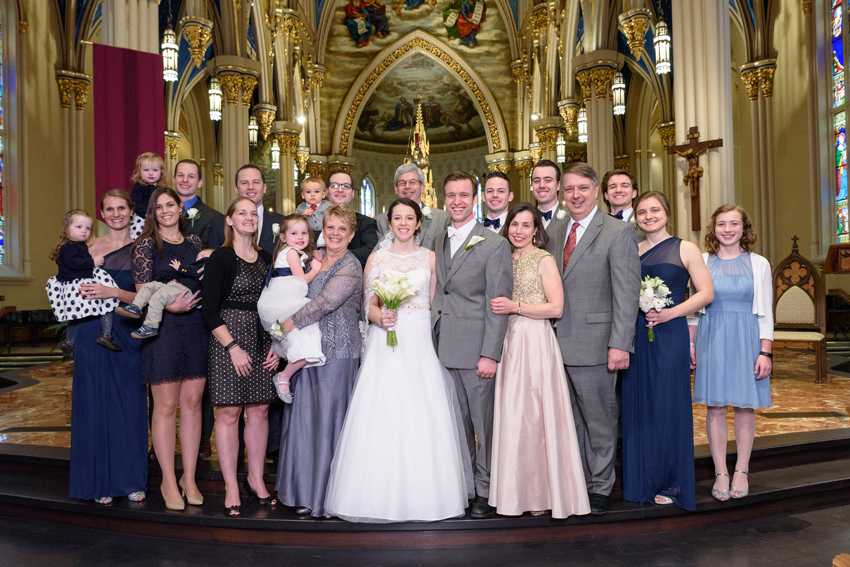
top-left (324, 246), bottom-right (473, 522)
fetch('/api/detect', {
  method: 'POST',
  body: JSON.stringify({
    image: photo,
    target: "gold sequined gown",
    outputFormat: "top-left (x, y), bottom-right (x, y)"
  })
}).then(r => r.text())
top-left (489, 248), bottom-right (590, 518)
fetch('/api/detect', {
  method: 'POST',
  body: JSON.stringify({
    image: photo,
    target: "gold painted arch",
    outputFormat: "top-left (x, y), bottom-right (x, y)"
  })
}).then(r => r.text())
top-left (333, 32), bottom-right (507, 157)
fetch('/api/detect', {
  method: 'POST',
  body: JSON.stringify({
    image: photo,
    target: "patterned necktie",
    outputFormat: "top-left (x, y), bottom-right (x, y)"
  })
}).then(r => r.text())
top-left (483, 217), bottom-right (501, 229)
top-left (562, 221), bottom-right (580, 271)
top-left (541, 209), bottom-right (553, 222)
top-left (611, 210), bottom-right (624, 220)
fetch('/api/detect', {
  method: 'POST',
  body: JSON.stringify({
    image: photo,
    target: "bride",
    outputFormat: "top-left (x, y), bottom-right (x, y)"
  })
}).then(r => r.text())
top-left (325, 198), bottom-right (474, 523)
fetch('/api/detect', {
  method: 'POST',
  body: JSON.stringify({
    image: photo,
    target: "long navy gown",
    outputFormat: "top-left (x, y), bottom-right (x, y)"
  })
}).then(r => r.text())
top-left (70, 244), bottom-right (148, 500)
top-left (621, 237), bottom-right (696, 511)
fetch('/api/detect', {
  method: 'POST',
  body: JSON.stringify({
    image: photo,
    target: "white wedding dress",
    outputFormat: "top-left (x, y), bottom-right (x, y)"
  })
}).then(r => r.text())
top-left (325, 247), bottom-right (474, 523)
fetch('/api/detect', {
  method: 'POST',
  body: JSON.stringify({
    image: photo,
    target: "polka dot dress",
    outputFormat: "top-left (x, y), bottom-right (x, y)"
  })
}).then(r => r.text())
top-left (130, 214), bottom-right (146, 240)
top-left (208, 256), bottom-right (277, 406)
top-left (45, 267), bottom-right (120, 322)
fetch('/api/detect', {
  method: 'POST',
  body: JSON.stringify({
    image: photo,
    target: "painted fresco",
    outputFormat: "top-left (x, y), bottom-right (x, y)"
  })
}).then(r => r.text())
top-left (354, 53), bottom-right (485, 144)
top-left (320, 0), bottom-right (515, 153)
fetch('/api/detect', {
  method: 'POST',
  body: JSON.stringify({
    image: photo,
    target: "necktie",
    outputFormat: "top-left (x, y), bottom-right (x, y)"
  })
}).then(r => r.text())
top-left (310, 203), bottom-right (318, 212)
top-left (483, 217), bottom-right (501, 229)
top-left (562, 222), bottom-right (580, 271)
top-left (447, 226), bottom-right (463, 241)
top-left (611, 210), bottom-right (624, 220)
top-left (541, 209), bottom-right (553, 222)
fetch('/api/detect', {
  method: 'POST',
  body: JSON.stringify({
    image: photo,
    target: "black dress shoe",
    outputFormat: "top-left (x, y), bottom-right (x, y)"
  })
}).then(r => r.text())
top-left (470, 496), bottom-right (496, 519)
top-left (588, 493), bottom-right (611, 515)
top-left (96, 334), bottom-right (122, 352)
top-left (198, 439), bottom-right (212, 460)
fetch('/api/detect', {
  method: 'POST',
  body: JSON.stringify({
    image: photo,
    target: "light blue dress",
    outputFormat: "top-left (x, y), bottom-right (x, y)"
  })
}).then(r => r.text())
top-left (694, 253), bottom-right (771, 409)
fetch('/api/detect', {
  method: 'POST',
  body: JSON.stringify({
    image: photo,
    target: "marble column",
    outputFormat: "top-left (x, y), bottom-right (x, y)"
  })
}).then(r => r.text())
top-left (671, 0), bottom-right (735, 243)
top-left (56, 71), bottom-right (90, 212)
top-left (102, 0), bottom-right (160, 53)
top-left (513, 151), bottom-right (534, 203)
top-left (275, 122), bottom-right (303, 215)
top-left (573, 51), bottom-right (622, 178)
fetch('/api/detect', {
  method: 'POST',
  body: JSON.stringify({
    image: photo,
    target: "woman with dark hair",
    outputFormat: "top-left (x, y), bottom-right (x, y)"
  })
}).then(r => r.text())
top-left (621, 191), bottom-right (713, 511)
top-left (276, 204), bottom-right (364, 518)
top-left (691, 204), bottom-right (772, 501)
top-left (131, 187), bottom-right (206, 511)
top-left (71, 190), bottom-right (148, 504)
top-left (487, 203), bottom-right (590, 519)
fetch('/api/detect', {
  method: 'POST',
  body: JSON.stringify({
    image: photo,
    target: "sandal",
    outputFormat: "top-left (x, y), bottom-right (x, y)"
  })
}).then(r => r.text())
top-left (731, 470), bottom-right (749, 499)
top-left (94, 497), bottom-right (112, 505)
top-left (712, 473), bottom-right (731, 502)
top-left (272, 373), bottom-right (294, 404)
top-left (654, 494), bottom-right (674, 505)
top-left (127, 491), bottom-right (146, 502)
top-left (225, 504), bottom-right (242, 517)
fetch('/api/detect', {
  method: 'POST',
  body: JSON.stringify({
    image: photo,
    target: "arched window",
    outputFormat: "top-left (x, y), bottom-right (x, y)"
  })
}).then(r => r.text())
top-left (833, 0), bottom-right (849, 242)
top-left (293, 162), bottom-right (300, 190)
top-left (360, 175), bottom-right (375, 218)
top-left (470, 170), bottom-right (484, 222)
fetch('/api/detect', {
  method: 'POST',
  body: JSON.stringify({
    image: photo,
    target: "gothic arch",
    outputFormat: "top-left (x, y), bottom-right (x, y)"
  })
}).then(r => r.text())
top-left (332, 30), bottom-right (509, 156)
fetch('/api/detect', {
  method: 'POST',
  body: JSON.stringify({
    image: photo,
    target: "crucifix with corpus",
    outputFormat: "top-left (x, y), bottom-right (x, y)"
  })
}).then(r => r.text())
top-left (666, 126), bottom-right (723, 231)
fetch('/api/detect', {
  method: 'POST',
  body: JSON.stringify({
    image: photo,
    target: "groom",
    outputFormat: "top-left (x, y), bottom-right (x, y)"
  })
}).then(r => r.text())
top-left (432, 170), bottom-right (512, 519)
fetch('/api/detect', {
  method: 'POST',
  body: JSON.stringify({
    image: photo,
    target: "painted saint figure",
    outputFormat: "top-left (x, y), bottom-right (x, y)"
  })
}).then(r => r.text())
top-left (362, 0), bottom-right (390, 38)
top-left (344, 0), bottom-right (371, 47)
top-left (458, 0), bottom-right (486, 47)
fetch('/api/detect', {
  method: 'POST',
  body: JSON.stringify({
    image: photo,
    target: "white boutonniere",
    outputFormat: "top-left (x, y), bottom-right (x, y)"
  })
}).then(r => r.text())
top-left (421, 206), bottom-right (432, 220)
top-left (629, 214), bottom-right (637, 227)
top-left (187, 207), bottom-right (200, 227)
top-left (556, 209), bottom-right (567, 221)
top-left (272, 223), bottom-right (281, 239)
top-left (459, 235), bottom-right (486, 257)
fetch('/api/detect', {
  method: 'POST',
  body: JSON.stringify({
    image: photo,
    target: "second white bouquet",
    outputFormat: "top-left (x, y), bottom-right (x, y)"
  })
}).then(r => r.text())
top-left (639, 275), bottom-right (673, 343)
top-left (372, 271), bottom-right (420, 348)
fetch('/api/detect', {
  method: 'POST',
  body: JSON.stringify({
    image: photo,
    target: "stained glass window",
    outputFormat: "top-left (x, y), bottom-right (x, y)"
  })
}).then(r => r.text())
top-left (471, 172), bottom-right (483, 222)
top-left (837, 112), bottom-right (848, 243)
top-left (835, 0), bottom-right (845, 108)
top-left (0, 18), bottom-right (5, 265)
top-left (360, 177), bottom-right (375, 218)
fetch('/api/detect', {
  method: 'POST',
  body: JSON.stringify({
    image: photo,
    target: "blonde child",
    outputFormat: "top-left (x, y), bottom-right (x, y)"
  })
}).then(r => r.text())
top-left (46, 210), bottom-right (121, 357)
top-left (295, 177), bottom-right (331, 239)
top-left (129, 152), bottom-right (170, 239)
top-left (257, 214), bottom-right (325, 403)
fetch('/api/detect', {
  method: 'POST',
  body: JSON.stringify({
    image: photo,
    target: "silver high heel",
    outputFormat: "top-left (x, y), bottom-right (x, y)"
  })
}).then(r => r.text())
top-left (731, 470), bottom-right (749, 499)
top-left (712, 472), bottom-right (731, 501)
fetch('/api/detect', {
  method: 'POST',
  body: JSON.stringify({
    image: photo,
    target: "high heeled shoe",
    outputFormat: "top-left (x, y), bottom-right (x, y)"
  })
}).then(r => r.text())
top-left (243, 478), bottom-right (276, 506)
top-left (731, 470), bottom-right (749, 499)
top-left (712, 472), bottom-right (731, 501)
top-left (162, 486), bottom-right (185, 511)
top-left (178, 476), bottom-right (204, 506)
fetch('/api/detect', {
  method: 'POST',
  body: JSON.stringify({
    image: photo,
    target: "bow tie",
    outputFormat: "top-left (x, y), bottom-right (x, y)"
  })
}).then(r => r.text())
top-left (447, 226), bottom-right (464, 240)
top-left (483, 217), bottom-right (501, 229)
top-left (611, 210), bottom-right (624, 220)
top-left (541, 209), bottom-right (553, 222)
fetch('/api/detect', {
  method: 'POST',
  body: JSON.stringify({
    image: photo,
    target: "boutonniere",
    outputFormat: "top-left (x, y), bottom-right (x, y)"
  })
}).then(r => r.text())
top-left (186, 208), bottom-right (200, 227)
top-left (556, 209), bottom-right (567, 221)
top-left (421, 206), bottom-right (432, 220)
top-left (629, 214), bottom-right (637, 227)
top-left (272, 223), bottom-right (281, 239)
top-left (459, 235), bottom-right (486, 257)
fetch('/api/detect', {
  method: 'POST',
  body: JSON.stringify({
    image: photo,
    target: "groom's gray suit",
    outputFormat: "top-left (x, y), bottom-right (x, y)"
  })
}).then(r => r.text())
top-left (432, 221), bottom-right (512, 498)
top-left (546, 207), bottom-right (640, 496)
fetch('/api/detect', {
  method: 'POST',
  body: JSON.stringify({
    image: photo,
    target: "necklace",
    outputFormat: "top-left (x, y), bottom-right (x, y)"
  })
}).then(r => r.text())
top-left (160, 233), bottom-right (183, 244)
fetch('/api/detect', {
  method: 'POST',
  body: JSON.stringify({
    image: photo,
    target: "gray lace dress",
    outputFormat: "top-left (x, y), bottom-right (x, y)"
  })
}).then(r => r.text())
top-left (275, 251), bottom-right (363, 517)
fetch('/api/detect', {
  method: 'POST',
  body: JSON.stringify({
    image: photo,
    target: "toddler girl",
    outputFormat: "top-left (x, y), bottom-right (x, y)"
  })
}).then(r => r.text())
top-left (45, 210), bottom-right (121, 357)
top-left (257, 214), bottom-right (325, 403)
top-left (129, 152), bottom-right (169, 239)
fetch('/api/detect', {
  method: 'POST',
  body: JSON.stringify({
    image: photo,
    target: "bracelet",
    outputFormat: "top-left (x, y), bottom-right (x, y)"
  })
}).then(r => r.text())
top-left (689, 342), bottom-right (695, 347)
top-left (517, 302), bottom-right (522, 315)
top-left (224, 340), bottom-right (237, 351)
top-left (759, 351), bottom-right (773, 359)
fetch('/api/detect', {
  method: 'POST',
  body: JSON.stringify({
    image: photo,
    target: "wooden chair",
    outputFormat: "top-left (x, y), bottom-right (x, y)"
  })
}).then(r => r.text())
top-left (772, 237), bottom-right (827, 383)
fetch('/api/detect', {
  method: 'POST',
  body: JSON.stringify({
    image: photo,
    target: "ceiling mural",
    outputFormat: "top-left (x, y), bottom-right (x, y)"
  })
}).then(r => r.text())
top-left (320, 0), bottom-right (516, 152)
top-left (354, 53), bottom-right (485, 144)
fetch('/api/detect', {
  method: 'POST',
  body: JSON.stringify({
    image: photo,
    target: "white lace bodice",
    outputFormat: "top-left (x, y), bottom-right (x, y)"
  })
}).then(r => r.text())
top-left (275, 246), bottom-right (309, 269)
top-left (365, 247), bottom-right (432, 313)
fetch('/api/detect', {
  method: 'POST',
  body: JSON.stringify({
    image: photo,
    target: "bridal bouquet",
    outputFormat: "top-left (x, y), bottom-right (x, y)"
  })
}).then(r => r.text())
top-left (639, 275), bottom-right (674, 343)
top-left (372, 272), bottom-right (420, 348)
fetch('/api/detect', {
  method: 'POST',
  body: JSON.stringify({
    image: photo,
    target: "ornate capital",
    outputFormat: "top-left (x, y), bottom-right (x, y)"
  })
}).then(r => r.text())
top-left (531, 6), bottom-right (549, 36)
top-left (241, 76), bottom-right (258, 108)
top-left (213, 164), bottom-right (224, 185)
top-left (618, 9), bottom-right (651, 62)
top-left (180, 17), bottom-right (213, 69)
top-left (218, 74), bottom-right (242, 106)
top-left (614, 155), bottom-right (630, 171)
top-left (802, 0), bottom-right (812, 13)
top-left (558, 99), bottom-right (579, 139)
top-left (658, 121), bottom-right (676, 149)
top-left (576, 70), bottom-right (593, 103)
top-left (295, 147), bottom-right (310, 173)
top-left (277, 133), bottom-right (301, 157)
top-left (511, 60), bottom-right (527, 84)
top-left (741, 68), bottom-right (760, 102)
top-left (515, 160), bottom-right (533, 178)
top-left (591, 69), bottom-right (614, 101)
top-left (487, 161), bottom-right (512, 174)
top-left (253, 104), bottom-right (277, 139)
top-left (57, 78), bottom-right (74, 109)
top-left (741, 60), bottom-right (777, 101)
top-left (534, 125), bottom-right (560, 151)
top-left (310, 65), bottom-right (326, 89)
top-left (56, 71), bottom-right (91, 111)
top-left (164, 131), bottom-right (181, 161)
top-left (529, 144), bottom-right (543, 164)
top-left (306, 163), bottom-right (326, 179)
top-left (759, 66), bottom-right (776, 98)
top-left (18, 20), bottom-right (29, 34)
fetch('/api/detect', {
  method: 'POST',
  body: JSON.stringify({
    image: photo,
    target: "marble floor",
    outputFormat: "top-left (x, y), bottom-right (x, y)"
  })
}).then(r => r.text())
top-left (0, 347), bottom-right (848, 451)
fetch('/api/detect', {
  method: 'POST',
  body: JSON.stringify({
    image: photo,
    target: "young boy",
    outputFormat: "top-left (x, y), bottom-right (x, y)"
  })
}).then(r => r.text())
top-left (295, 176), bottom-right (332, 237)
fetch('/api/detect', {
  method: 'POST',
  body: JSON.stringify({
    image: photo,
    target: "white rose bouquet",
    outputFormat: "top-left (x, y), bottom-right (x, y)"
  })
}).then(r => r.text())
top-left (372, 271), bottom-right (420, 348)
top-left (639, 275), bottom-right (673, 343)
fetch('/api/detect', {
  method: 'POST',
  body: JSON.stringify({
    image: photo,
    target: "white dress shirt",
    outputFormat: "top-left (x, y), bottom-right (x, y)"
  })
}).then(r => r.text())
top-left (564, 205), bottom-right (598, 250)
top-left (484, 211), bottom-right (508, 233)
top-left (256, 204), bottom-right (265, 243)
top-left (448, 217), bottom-right (477, 256)
top-left (617, 207), bottom-right (634, 223)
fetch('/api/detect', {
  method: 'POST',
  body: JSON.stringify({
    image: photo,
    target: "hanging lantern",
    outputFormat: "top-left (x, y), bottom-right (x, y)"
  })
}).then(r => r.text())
top-left (209, 77), bottom-right (222, 121)
top-left (654, 20), bottom-right (671, 75)
top-left (270, 139), bottom-right (281, 170)
top-left (248, 115), bottom-right (259, 147)
top-left (612, 71), bottom-right (626, 116)
top-left (556, 132), bottom-right (566, 164)
top-left (577, 108), bottom-right (588, 143)
top-left (161, 26), bottom-right (179, 82)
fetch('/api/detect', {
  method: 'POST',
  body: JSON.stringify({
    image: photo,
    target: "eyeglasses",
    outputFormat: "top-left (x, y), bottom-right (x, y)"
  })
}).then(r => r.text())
top-left (396, 180), bottom-right (421, 189)
top-left (329, 183), bottom-right (352, 190)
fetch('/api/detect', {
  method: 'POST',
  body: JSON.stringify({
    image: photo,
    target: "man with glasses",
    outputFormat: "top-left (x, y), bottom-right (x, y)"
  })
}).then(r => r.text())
top-left (375, 162), bottom-right (450, 250)
top-left (325, 169), bottom-right (379, 268)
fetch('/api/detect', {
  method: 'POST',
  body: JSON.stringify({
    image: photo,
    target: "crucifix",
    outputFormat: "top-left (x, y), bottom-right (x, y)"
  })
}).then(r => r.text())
top-left (666, 126), bottom-right (724, 231)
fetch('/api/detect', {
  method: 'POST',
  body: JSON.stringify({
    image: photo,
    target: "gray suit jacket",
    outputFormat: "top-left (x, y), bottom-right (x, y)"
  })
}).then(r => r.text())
top-left (621, 209), bottom-right (646, 243)
top-left (541, 202), bottom-right (568, 234)
top-left (376, 207), bottom-right (450, 251)
top-left (431, 222), bottom-right (513, 369)
top-left (545, 208), bottom-right (641, 367)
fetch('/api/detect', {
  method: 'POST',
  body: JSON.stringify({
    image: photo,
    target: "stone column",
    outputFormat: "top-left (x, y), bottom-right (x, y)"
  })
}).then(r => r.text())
top-left (741, 60), bottom-right (778, 263)
top-left (306, 155), bottom-right (328, 180)
top-left (164, 131), bottom-right (181, 174)
top-left (658, 122), bottom-right (678, 234)
top-left (212, 164), bottom-right (225, 212)
top-left (275, 122), bottom-right (304, 215)
top-left (56, 71), bottom-right (91, 211)
top-left (103, 0), bottom-right (160, 53)
top-left (671, 0), bottom-right (735, 243)
top-left (513, 151), bottom-right (534, 203)
top-left (533, 119), bottom-right (561, 163)
top-left (573, 51), bottom-right (622, 178)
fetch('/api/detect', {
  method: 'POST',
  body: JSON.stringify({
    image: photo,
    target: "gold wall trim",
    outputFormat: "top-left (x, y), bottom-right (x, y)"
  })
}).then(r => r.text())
top-left (353, 137), bottom-right (488, 155)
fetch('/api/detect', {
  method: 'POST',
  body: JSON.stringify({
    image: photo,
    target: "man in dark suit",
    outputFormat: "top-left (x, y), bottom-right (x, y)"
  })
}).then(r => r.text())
top-left (325, 169), bottom-right (378, 268)
top-left (601, 168), bottom-right (645, 242)
top-left (208, 164), bottom-right (284, 255)
top-left (175, 159), bottom-right (223, 247)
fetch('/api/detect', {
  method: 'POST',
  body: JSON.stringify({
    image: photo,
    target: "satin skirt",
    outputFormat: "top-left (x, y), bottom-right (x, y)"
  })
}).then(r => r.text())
top-left (489, 315), bottom-right (590, 519)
